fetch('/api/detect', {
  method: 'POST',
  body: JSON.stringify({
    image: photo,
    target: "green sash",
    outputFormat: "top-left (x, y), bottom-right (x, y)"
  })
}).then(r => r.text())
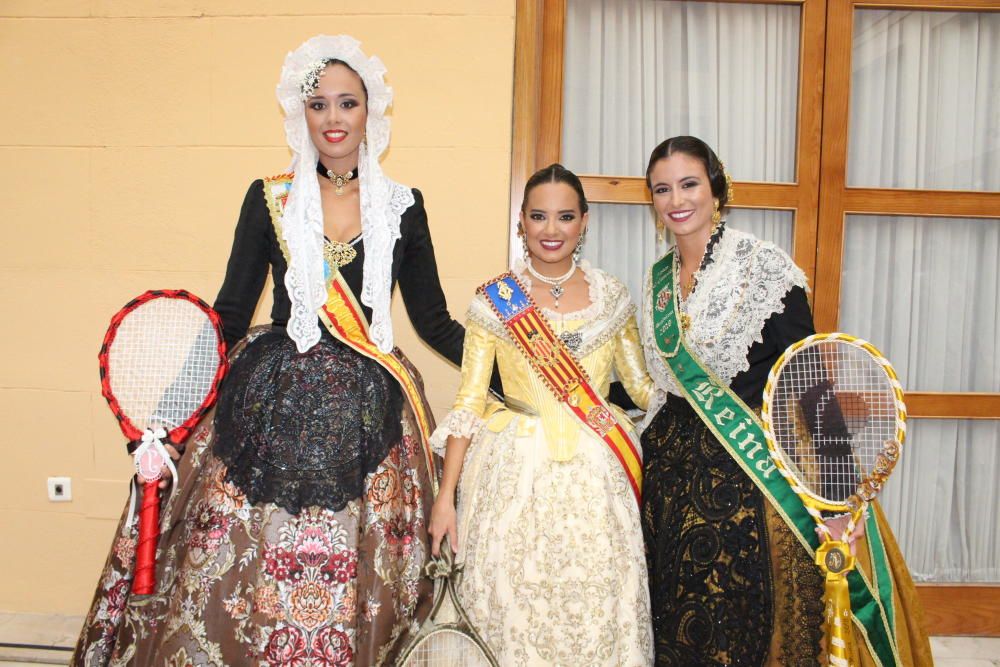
top-left (650, 251), bottom-right (900, 667)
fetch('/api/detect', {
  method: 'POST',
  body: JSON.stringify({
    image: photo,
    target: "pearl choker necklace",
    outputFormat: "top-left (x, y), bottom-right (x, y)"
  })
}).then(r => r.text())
top-left (527, 260), bottom-right (577, 309)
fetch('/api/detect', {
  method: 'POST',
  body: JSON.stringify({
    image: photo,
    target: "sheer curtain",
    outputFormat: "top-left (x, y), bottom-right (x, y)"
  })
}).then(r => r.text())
top-left (840, 9), bottom-right (1000, 582)
top-left (848, 10), bottom-right (999, 190)
top-left (561, 0), bottom-right (801, 315)
top-left (560, 2), bottom-right (1000, 582)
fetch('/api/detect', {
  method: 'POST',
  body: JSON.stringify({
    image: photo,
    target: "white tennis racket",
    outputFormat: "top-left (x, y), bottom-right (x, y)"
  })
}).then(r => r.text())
top-left (761, 332), bottom-right (906, 667)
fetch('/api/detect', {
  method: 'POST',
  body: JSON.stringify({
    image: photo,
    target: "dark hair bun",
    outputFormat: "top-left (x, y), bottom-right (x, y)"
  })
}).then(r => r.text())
top-left (521, 163), bottom-right (589, 214)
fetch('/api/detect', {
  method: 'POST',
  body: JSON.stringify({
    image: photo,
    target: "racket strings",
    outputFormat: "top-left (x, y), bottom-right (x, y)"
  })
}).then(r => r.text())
top-left (108, 299), bottom-right (221, 432)
top-left (399, 560), bottom-right (497, 667)
top-left (405, 629), bottom-right (493, 666)
top-left (772, 342), bottom-right (897, 504)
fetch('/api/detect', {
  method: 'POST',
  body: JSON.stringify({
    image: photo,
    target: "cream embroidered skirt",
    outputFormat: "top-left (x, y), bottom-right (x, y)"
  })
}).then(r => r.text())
top-left (456, 414), bottom-right (653, 666)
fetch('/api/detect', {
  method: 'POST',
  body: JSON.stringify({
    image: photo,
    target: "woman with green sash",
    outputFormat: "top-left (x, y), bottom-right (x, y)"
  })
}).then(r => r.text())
top-left (429, 164), bottom-right (655, 665)
top-left (638, 136), bottom-right (931, 666)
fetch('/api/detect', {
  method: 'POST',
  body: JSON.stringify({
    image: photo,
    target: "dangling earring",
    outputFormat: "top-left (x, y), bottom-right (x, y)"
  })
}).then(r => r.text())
top-left (518, 224), bottom-right (529, 260)
top-left (711, 198), bottom-right (722, 230)
top-left (656, 219), bottom-right (666, 243)
top-left (573, 229), bottom-right (586, 262)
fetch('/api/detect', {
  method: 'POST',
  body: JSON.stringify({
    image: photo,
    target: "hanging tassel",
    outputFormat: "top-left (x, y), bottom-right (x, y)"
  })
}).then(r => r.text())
top-left (816, 540), bottom-right (858, 667)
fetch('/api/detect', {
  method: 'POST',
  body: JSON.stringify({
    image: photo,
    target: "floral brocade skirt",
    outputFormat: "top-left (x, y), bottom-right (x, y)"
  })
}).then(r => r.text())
top-left (641, 393), bottom-right (932, 667)
top-left (72, 330), bottom-right (435, 667)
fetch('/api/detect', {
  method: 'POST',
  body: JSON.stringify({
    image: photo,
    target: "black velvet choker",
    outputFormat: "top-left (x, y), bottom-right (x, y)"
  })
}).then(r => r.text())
top-left (316, 162), bottom-right (358, 179)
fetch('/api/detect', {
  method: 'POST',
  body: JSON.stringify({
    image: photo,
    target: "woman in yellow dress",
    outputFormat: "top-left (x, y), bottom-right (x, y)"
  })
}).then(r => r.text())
top-left (428, 164), bottom-right (655, 666)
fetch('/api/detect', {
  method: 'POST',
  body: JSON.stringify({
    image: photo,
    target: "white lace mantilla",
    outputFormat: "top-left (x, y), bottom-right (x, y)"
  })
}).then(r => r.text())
top-left (467, 262), bottom-right (636, 356)
top-left (275, 34), bottom-right (410, 353)
top-left (642, 228), bottom-right (808, 416)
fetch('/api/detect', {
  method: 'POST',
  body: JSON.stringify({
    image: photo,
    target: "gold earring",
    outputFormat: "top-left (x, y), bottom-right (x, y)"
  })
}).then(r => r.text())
top-left (656, 219), bottom-right (666, 243)
top-left (711, 199), bottom-right (722, 229)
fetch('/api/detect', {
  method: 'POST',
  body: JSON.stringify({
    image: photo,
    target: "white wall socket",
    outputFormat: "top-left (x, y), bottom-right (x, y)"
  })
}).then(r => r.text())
top-left (47, 477), bottom-right (72, 502)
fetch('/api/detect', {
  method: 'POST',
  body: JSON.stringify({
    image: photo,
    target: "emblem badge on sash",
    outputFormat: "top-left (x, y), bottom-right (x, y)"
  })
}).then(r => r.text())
top-left (655, 286), bottom-right (672, 312)
top-left (497, 281), bottom-right (514, 302)
top-left (526, 331), bottom-right (559, 367)
top-left (586, 405), bottom-right (615, 435)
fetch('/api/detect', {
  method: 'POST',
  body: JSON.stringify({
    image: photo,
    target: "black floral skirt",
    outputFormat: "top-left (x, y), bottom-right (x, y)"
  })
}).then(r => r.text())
top-left (641, 393), bottom-right (824, 666)
top-left (640, 389), bottom-right (943, 667)
top-left (213, 328), bottom-right (403, 514)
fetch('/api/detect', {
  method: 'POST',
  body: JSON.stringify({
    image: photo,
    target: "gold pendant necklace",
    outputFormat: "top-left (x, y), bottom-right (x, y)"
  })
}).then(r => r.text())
top-left (674, 257), bottom-right (694, 332)
top-left (323, 238), bottom-right (358, 270)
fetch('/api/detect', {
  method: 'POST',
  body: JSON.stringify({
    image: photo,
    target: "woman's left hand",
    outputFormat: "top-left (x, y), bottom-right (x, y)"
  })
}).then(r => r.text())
top-left (428, 492), bottom-right (458, 557)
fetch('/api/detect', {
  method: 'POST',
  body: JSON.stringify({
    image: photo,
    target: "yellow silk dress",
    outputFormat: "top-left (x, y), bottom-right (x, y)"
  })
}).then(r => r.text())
top-left (430, 265), bottom-right (655, 667)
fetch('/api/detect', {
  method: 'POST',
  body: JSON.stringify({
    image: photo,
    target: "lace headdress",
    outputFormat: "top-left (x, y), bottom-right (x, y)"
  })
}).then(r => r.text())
top-left (276, 34), bottom-right (411, 353)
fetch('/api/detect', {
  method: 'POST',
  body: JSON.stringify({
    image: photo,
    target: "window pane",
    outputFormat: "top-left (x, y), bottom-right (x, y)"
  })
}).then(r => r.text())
top-left (582, 203), bottom-right (657, 312)
top-left (848, 9), bottom-right (1000, 191)
top-left (881, 419), bottom-right (1000, 583)
top-left (563, 0), bottom-right (800, 182)
top-left (582, 203), bottom-right (794, 316)
top-left (727, 208), bottom-right (794, 256)
top-left (839, 215), bottom-right (999, 392)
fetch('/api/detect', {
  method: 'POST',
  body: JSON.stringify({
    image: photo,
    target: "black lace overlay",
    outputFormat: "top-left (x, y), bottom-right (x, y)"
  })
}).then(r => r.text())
top-left (642, 393), bottom-right (772, 667)
top-left (213, 329), bottom-right (403, 514)
top-left (771, 512), bottom-right (825, 664)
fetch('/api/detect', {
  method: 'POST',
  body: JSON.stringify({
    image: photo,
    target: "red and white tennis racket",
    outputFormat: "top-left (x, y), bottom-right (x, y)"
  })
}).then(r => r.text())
top-left (98, 290), bottom-right (228, 594)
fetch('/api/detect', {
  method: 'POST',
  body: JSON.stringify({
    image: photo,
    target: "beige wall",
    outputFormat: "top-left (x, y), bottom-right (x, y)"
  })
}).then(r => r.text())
top-left (0, 0), bottom-right (515, 614)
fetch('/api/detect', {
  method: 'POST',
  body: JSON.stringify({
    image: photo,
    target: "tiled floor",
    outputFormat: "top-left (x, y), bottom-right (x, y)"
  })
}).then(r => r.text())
top-left (0, 611), bottom-right (81, 665)
top-left (0, 611), bottom-right (997, 664)
top-left (932, 635), bottom-right (1000, 666)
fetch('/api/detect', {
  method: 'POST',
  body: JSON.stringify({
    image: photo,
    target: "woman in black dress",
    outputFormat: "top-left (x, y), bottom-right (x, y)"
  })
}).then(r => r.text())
top-left (638, 136), bottom-right (931, 666)
top-left (73, 35), bottom-right (466, 666)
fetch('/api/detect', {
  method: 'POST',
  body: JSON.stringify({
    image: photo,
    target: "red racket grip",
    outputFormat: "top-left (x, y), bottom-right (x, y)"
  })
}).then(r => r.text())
top-left (131, 480), bottom-right (160, 595)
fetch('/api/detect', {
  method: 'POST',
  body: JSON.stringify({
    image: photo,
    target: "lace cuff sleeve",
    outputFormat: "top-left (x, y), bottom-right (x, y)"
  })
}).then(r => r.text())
top-left (428, 317), bottom-right (497, 454)
top-left (429, 408), bottom-right (485, 455)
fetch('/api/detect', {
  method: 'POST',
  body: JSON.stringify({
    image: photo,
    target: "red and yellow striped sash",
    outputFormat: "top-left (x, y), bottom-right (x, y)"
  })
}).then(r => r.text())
top-left (479, 272), bottom-right (642, 504)
top-left (318, 272), bottom-right (437, 488)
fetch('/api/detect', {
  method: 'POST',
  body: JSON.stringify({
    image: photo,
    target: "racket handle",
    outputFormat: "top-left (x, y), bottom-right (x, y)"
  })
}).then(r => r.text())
top-left (131, 480), bottom-right (160, 595)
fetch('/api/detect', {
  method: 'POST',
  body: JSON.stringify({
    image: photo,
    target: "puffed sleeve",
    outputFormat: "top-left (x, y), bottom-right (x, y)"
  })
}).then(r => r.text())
top-left (613, 314), bottom-right (655, 411)
top-left (428, 318), bottom-right (498, 454)
top-left (213, 180), bottom-right (271, 348)
top-left (397, 190), bottom-right (466, 366)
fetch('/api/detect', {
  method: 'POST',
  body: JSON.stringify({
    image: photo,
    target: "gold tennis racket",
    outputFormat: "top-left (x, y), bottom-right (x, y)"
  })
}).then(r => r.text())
top-left (761, 332), bottom-right (906, 667)
top-left (396, 536), bottom-right (498, 666)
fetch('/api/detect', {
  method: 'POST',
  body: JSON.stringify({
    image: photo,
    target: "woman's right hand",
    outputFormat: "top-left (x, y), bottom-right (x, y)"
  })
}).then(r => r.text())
top-left (428, 493), bottom-right (458, 557)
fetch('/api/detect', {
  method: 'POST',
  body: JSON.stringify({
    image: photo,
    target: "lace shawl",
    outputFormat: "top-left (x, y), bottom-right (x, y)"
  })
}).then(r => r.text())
top-left (641, 228), bottom-right (808, 422)
top-left (467, 261), bottom-right (637, 357)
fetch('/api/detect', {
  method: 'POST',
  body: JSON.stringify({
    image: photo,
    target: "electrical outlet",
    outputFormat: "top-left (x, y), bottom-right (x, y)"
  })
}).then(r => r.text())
top-left (47, 477), bottom-right (72, 502)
